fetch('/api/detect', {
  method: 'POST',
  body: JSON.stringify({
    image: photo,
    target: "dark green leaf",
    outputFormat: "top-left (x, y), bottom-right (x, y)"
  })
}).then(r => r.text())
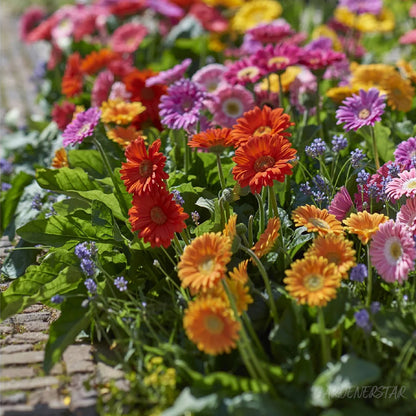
top-left (0, 240), bottom-right (40, 279)
top-left (68, 149), bottom-right (105, 178)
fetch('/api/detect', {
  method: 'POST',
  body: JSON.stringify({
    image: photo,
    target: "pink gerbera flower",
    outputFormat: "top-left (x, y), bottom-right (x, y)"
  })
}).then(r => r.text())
top-left (91, 70), bottom-right (114, 107)
top-left (328, 186), bottom-right (353, 221)
top-left (211, 85), bottom-right (254, 128)
top-left (386, 168), bottom-right (416, 201)
top-left (223, 58), bottom-right (265, 86)
top-left (247, 19), bottom-right (294, 44)
top-left (399, 29), bottom-right (416, 45)
top-left (299, 48), bottom-right (345, 72)
top-left (370, 220), bottom-right (416, 284)
top-left (62, 107), bottom-right (101, 147)
top-left (146, 58), bottom-right (192, 87)
top-left (110, 22), bottom-right (148, 54)
top-left (192, 64), bottom-right (227, 94)
top-left (19, 6), bottom-right (46, 41)
top-left (397, 198), bottom-right (416, 234)
top-left (254, 43), bottom-right (300, 74)
top-left (394, 136), bottom-right (416, 170)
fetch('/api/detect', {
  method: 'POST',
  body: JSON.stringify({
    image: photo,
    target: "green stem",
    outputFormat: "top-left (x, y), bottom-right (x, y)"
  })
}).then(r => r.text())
top-left (317, 307), bottom-right (330, 366)
top-left (216, 153), bottom-right (226, 190)
top-left (240, 246), bottom-right (279, 325)
top-left (370, 125), bottom-right (380, 170)
top-left (255, 192), bottom-right (265, 236)
top-left (268, 185), bottom-right (279, 219)
top-left (366, 245), bottom-right (372, 307)
top-left (184, 135), bottom-right (190, 174)
top-left (92, 136), bottom-right (129, 218)
top-left (248, 215), bottom-right (254, 247)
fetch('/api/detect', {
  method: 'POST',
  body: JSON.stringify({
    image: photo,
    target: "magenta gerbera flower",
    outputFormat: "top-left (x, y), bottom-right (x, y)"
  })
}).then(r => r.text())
top-left (339, 0), bottom-right (383, 15)
top-left (336, 88), bottom-right (386, 132)
top-left (370, 220), bottom-right (416, 284)
top-left (298, 48), bottom-right (345, 72)
top-left (91, 70), bottom-right (114, 107)
top-left (254, 43), bottom-right (300, 74)
top-left (62, 107), bottom-right (101, 147)
top-left (159, 79), bottom-right (207, 130)
top-left (394, 136), bottom-right (416, 170)
top-left (397, 198), bottom-right (416, 234)
top-left (192, 63), bottom-right (227, 94)
top-left (223, 57), bottom-right (265, 86)
top-left (210, 85), bottom-right (254, 128)
top-left (247, 20), bottom-right (294, 44)
top-left (110, 22), bottom-right (148, 54)
top-left (386, 168), bottom-right (416, 201)
top-left (146, 59), bottom-right (192, 87)
top-left (328, 186), bottom-right (353, 221)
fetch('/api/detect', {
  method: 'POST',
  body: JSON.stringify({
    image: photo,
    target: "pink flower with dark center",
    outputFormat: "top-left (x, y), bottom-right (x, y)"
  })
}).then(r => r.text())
top-left (328, 186), bottom-right (353, 221)
top-left (254, 43), bottom-right (301, 74)
top-left (223, 58), bottom-right (265, 86)
top-left (394, 136), bottom-right (416, 171)
top-left (370, 220), bottom-right (416, 284)
top-left (299, 48), bottom-right (346, 72)
top-left (146, 58), bottom-right (192, 87)
top-left (192, 64), bottom-right (227, 94)
top-left (397, 198), bottom-right (416, 234)
top-left (386, 168), bottom-right (416, 201)
top-left (110, 22), bottom-right (148, 54)
top-left (247, 19), bottom-right (294, 44)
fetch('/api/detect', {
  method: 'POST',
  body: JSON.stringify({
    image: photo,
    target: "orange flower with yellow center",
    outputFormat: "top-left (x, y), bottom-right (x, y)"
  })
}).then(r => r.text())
top-left (183, 296), bottom-right (240, 355)
top-left (178, 233), bottom-right (232, 292)
top-left (51, 148), bottom-right (69, 169)
top-left (292, 205), bottom-right (343, 236)
top-left (284, 256), bottom-right (341, 307)
top-left (305, 234), bottom-right (356, 278)
top-left (343, 211), bottom-right (389, 245)
top-left (100, 99), bottom-right (146, 125)
top-left (252, 217), bottom-right (280, 258)
top-left (107, 126), bottom-right (142, 148)
top-left (188, 128), bottom-right (234, 153)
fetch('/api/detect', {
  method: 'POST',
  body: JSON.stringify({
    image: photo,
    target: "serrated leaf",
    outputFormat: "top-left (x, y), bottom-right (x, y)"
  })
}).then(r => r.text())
top-left (68, 149), bottom-right (105, 178)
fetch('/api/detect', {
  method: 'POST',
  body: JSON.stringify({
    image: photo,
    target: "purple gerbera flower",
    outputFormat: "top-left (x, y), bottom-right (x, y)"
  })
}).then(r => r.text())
top-left (338, 0), bottom-right (382, 15)
top-left (62, 107), bottom-right (101, 147)
top-left (159, 79), bottom-right (207, 130)
top-left (394, 136), bottom-right (416, 171)
top-left (146, 58), bottom-right (192, 87)
top-left (336, 88), bottom-right (385, 132)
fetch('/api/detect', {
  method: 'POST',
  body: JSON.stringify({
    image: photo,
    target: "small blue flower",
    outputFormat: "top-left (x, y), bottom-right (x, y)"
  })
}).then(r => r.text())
top-left (51, 294), bottom-right (64, 304)
top-left (356, 170), bottom-right (370, 186)
top-left (114, 276), bottom-right (128, 292)
top-left (85, 278), bottom-right (97, 294)
top-left (350, 149), bottom-right (366, 168)
top-left (370, 301), bottom-right (380, 314)
top-left (81, 258), bottom-right (95, 277)
top-left (171, 190), bottom-right (184, 205)
top-left (355, 309), bottom-right (372, 332)
top-left (350, 264), bottom-right (368, 282)
top-left (331, 134), bottom-right (348, 153)
top-left (305, 138), bottom-right (326, 158)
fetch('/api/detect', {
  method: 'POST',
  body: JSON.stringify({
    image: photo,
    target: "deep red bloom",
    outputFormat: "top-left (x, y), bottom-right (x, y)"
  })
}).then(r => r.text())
top-left (51, 101), bottom-right (76, 130)
top-left (19, 6), bottom-right (46, 42)
top-left (128, 189), bottom-right (189, 248)
top-left (109, 0), bottom-right (146, 16)
top-left (25, 13), bottom-right (60, 42)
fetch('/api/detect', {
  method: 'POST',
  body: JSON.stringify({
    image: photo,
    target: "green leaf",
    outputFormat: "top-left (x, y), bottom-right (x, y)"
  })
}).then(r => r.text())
top-left (43, 296), bottom-right (91, 374)
top-left (0, 240), bottom-right (40, 279)
top-left (0, 250), bottom-right (83, 320)
top-left (68, 149), bottom-right (105, 178)
top-left (373, 311), bottom-right (411, 348)
top-left (1, 171), bottom-right (33, 232)
top-left (309, 354), bottom-right (381, 407)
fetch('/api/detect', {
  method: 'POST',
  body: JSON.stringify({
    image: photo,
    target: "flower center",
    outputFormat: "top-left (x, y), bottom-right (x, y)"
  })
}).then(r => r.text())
top-left (223, 99), bottom-right (243, 117)
top-left (309, 218), bottom-right (330, 229)
top-left (237, 66), bottom-right (260, 79)
top-left (198, 256), bottom-right (215, 274)
top-left (204, 314), bottom-right (224, 334)
top-left (207, 81), bottom-right (219, 93)
top-left (150, 206), bottom-right (167, 225)
top-left (78, 123), bottom-right (91, 135)
top-left (254, 155), bottom-right (275, 172)
top-left (304, 273), bottom-right (324, 291)
top-left (253, 125), bottom-right (272, 136)
top-left (404, 178), bottom-right (416, 189)
top-left (384, 237), bottom-right (402, 264)
top-left (358, 108), bottom-right (370, 119)
top-left (268, 56), bottom-right (289, 67)
top-left (181, 98), bottom-right (193, 112)
top-left (139, 159), bottom-right (152, 177)
top-left (326, 251), bottom-right (341, 265)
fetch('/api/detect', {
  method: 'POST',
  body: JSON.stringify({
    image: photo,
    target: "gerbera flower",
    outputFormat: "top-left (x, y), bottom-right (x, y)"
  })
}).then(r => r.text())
top-left (177, 232), bottom-right (232, 292)
top-left (146, 59), bottom-right (192, 87)
top-left (343, 211), bottom-right (389, 244)
top-left (62, 107), bottom-right (101, 147)
top-left (223, 58), bottom-right (264, 86)
top-left (223, 213), bottom-right (237, 241)
top-left (379, 71), bottom-right (414, 113)
top-left (231, 105), bottom-right (293, 146)
top-left (51, 101), bottom-right (76, 130)
top-left (189, 3), bottom-right (228, 32)
top-left (283, 256), bottom-right (341, 307)
top-left (183, 296), bottom-right (240, 355)
top-left (128, 189), bottom-right (189, 248)
top-left (61, 52), bottom-right (83, 98)
top-left (120, 137), bottom-right (168, 195)
top-left (394, 137), bottom-right (416, 171)
top-left (188, 128), bottom-right (234, 153)
top-left (349, 63), bottom-right (394, 92)
top-left (386, 168), bottom-right (416, 200)
top-left (91, 70), bottom-right (114, 107)
top-left (231, 0), bottom-right (282, 33)
top-left (110, 22), bottom-right (148, 54)
top-left (254, 43), bottom-right (301, 74)
top-left (328, 186), bottom-right (353, 221)
top-left (396, 59), bottom-right (416, 84)
top-left (19, 6), bottom-right (46, 42)
top-left (107, 126), bottom-right (141, 148)
top-left (228, 260), bottom-right (249, 284)
top-left (292, 205), bottom-right (344, 236)
top-left (336, 88), bottom-right (386, 131)
top-left (51, 148), bottom-right (69, 169)
top-left (80, 49), bottom-right (119, 75)
top-left (370, 220), bottom-right (416, 284)
top-left (355, 8), bottom-right (395, 33)
top-left (247, 20), bottom-right (294, 44)
top-left (159, 79), bottom-right (207, 131)
top-left (326, 85), bottom-right (359, 103)
top-left (396, 198), bottom-right (416, 234)
top-left (100, 99), bottom-right (146, 125)
top-left (252, 217), bottom-right (280, 258)
top-left (400, 29), bottom-right (416, 45)
top-left (339, 0), bottom-right (382, 15)
top-left (256, 67), bottom-right (302, 94)
top-left (232, 134), bottom-right (297, 194)
top-left (211, 84), bottom-right (254, 128)
top-left (298, 49), bottom-right (345, 72)
top-left (192, 63), bottom-right (227, 94)
top-left (305, 234), bottom-right (356, 278)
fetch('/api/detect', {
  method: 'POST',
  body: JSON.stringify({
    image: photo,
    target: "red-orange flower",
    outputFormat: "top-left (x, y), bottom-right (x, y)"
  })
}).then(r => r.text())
top-left (232, 134), bottom-right (297, 194)
top-left (80, 49), bottom-right (119, 75)
top-left (231, 105), bottom-right (294, 146)
top-left (61, 52), bottom-right (83, 98)
top-left (128, 189), bottom-right (189, 248)
top-left (120, 137), bottom-right (169, 195)
top-left (188, 128), bottom-right (235, 153)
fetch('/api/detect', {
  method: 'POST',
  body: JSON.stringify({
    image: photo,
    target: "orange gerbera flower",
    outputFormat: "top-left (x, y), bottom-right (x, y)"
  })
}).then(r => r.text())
top-left (183, 296), bottom-right (240, 355)
top-left (326, 85), bottom-right (359, 103)
top-left (80, 49), bottom-right (119, 75)
top-left (62, 52), bottom-right (83, 97)
top-left (292, 205), bottom-right (344, 236)
top-left (228, 260), bottom-right (249, 284)
top-left (100, 99), bottom-right (146, 125)
top-left (188, 128), bottom-right (235, 153)
top-left (379, 71), bottom-right (414, 112)
top-left (178, 232), bottom-right (232, 292)
top-left (252, 217), bottom-right (280, 258)
top-left (51, 148), bottom-right (69, 168)
top-left (107, 126), bottom-right (142, 148)
top-left (128, 189), bottom-right (189, 248)
top-left (231, 106), bottom-right (294, 146)
top-left (283, 256), bottom-right (341, 307)
top-left (343, 211), bottom-right (389, 245)
top-left (223, 213), bottom-right (237, 242)
top-left (120, 137), bottom-right (168, 195)
top-left (232, 134), bottom-right (297, 194)
top-left (305, 234), bottom-right (356, 278)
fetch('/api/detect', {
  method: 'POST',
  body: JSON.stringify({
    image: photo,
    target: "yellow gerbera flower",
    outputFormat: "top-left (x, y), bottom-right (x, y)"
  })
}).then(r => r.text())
top-left (312, 25), bottom-right (342, 51)
top-left (396, 59), bottom-right (416, 84)
top-left (326, 85), bottom-right (359, 103)
top-left (106, 126), bottom-right (143, 148)
top-left (258, 67), bottom-right (302, 93)
top-left (343, 211), bottom-right (389, 245)
top-left (380, 72), bottom-right (415, 112)
top-left (100, 99), bottom-right (146, 125)
top-left (335, 7), bottom-right (395, 33)
top-left (350, 63), bottom-right (395, 93)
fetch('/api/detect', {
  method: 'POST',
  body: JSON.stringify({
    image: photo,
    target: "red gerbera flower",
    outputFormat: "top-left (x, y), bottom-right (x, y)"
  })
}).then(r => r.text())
top-left (128, 189), bottom-right (189, 248)
top-left (51, 101), bottom-right (76, 130)
top-left (188, 128), bottom-right (234, 153)
top-left (80, 49), bottom-right (119, 75)
top-left (232, 134), bottom-right (297, 194)
top-left (120, 137), bottom-right (169, 195)
top-left (62, 52), bottom-right (83, 98)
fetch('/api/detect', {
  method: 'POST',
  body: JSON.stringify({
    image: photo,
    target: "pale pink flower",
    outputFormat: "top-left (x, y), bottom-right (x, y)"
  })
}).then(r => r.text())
top-left (386, 168), bottom-right (416, 201)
